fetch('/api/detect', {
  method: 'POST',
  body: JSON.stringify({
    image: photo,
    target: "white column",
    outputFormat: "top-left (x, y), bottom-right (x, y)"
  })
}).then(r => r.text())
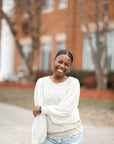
top-left (0, 0), bottom-right (15, 81)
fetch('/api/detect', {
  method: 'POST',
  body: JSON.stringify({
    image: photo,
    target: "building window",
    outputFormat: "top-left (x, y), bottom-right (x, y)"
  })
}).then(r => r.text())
top-left (83, 30), bottom-right (114, 71)
top-left (42, 0), bottom-right (54, 13)
top-left (19, 44), bottom-right (32, 72)
top-left (41, 42), bottom-right (52, 72)
top-left (58, 0), bottom-right (68, 9)
top-left (107, 30), bottom-right (114, 70)
top-left (56, 33), bottom-right (66, 52)
top-left (57, 41), bottom-right (66, 51)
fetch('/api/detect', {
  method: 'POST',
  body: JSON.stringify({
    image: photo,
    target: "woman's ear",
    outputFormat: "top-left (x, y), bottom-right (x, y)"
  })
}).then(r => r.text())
top-left (67, 69), bottom-right (71, 73)
top-left (53, 61), bottom-right (55, 66)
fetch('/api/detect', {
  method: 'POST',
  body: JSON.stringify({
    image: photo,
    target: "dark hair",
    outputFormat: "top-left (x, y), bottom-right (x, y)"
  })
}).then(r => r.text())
top-left (55, 50), bottom-right (73, 63)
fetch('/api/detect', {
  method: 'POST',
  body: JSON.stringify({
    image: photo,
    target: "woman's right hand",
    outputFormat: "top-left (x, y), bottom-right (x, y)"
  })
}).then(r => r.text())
top-left (33, 105), bottom-right (40, 117)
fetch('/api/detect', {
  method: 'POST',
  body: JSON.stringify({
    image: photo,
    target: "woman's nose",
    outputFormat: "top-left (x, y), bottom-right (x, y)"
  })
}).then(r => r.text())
top-left (60, 63), bottom-right (65, 68)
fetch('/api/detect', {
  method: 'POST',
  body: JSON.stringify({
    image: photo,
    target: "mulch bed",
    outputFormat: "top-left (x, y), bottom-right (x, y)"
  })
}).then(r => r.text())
top-left (0, 82), bottom-right (114, 101)
top-left (80, 89), bottom-right (114, 101)
top-left (0, 82), bottom-right (35, 90)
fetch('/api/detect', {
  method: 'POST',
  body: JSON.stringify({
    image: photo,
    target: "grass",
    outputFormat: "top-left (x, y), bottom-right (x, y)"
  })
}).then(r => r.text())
top-left (0, 87), bottom-right (114, 126)
top-left (0, 87), bottom-right (114, 111)
top-left (79, 98), bottom-right (114, 111)
top-left (0, 87), bottom-right (34, 110)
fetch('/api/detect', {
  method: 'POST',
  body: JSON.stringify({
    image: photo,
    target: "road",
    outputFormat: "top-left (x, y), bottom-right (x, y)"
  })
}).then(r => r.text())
top-left (0, 103), bottom-right (114, 144)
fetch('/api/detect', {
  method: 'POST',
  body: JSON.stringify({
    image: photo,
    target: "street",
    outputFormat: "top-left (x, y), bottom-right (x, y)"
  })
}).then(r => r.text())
top-left (0, 102), bottom-right (114, 144)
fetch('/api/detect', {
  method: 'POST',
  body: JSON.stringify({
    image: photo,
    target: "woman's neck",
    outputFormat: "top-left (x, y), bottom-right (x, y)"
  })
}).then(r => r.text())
top-left (50, 75), bottom-right (68, 83)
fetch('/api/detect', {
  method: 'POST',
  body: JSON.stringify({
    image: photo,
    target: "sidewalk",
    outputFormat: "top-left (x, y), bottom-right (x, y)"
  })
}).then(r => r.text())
top-left (0, 102), bottom-right (114, 144)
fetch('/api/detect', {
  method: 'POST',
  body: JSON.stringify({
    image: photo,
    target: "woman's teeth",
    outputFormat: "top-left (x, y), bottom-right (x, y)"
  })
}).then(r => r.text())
top-left (58, 69), bottom-right (64, 73)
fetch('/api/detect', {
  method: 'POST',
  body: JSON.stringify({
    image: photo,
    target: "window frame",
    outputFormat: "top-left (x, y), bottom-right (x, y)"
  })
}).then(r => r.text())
top-left (42, 0), bottom-right (54, 13)
top-left (82, 30), bottom-right (114, 71)
top-left (41, 41), bottom-right (52, 72)
top-left (58, 0), bottom-right (68, 9)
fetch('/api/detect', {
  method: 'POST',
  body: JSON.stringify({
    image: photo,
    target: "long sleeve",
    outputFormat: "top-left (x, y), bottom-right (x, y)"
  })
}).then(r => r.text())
top-left (32, 79), bottom-right (47, 144)
top-left (41, 78), bottom-right (80, 124)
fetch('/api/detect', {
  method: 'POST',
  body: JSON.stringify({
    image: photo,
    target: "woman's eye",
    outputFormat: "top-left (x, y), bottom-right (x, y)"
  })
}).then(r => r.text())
top-left (58, 61), bottom-right (62, 63)
top-left (65, 64), bottom-right (69, 66)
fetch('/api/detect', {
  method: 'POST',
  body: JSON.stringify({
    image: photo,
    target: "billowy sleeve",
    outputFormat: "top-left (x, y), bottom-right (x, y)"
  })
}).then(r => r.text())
top-left (41, 78), bottom-right (80, 124)
top-left (34, 79), bottom-right (42, 106)
top-left (32, 78), bottom-right (47, 144)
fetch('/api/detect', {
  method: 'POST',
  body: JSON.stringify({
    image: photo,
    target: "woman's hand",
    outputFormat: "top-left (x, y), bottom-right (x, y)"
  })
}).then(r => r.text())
top-left (33, 105), bottom-right (40, 117)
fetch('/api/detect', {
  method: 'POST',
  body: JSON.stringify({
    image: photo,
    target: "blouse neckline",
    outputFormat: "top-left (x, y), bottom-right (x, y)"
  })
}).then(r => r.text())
top-left (48, 76), bottom-right (70, 85)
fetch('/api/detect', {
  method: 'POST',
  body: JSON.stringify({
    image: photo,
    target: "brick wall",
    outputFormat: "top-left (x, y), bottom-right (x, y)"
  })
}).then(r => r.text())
top-left (10, 0), bottom-right (114, 73)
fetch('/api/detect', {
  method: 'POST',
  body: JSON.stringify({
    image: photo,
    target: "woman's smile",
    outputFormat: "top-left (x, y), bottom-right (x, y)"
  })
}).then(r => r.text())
top-left (53, 54), bottom-right (71, 77)
top-left (57, 68), bottom-right (64, 73)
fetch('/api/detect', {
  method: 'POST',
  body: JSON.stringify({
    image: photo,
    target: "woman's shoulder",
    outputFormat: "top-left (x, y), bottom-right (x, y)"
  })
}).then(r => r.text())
top-left (37, 76), bottom-right (49, 82)
top-left (68, 77), bottom-right (80, 87)
top-left (68, 76), bottom-right (80, 83)
top-left (35, 76), bottom-right (49, 85)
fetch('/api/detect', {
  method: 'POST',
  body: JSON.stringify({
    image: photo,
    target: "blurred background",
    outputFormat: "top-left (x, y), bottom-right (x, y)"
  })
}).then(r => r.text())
top-left (0, 0), bottom-right (114, 89)
top-left (0, 0), bottom-right (114, 144)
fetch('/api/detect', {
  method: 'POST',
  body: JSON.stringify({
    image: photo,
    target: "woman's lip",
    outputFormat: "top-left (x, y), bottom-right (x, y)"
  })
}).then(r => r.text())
top-left (57, 69), bottom-right (64, 73)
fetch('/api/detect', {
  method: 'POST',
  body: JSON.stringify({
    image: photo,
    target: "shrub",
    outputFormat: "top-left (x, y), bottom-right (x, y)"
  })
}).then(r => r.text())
top-left (33, 71), bottom-right (52, 82)
top-left (83, 73), bottom-right (114, 89)
top-left (66, 69), bottom-right (114, 89)
top-left (83, 75), bottom-right (97, 88)
top-left (108, 75), bottom-right (114, 89)
top-left (66, 69), bottom-right (95, 86)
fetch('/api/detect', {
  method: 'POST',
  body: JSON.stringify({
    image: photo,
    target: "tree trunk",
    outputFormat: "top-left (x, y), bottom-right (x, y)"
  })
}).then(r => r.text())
top-left (102, 0), bottom-right (109, 89)
top-left (77, 0), bottom-right (109, 89)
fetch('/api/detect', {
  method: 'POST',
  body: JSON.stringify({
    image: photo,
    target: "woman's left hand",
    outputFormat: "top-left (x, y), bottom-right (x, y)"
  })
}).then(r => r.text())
top-left (33, 105), bottom-right (40, 117)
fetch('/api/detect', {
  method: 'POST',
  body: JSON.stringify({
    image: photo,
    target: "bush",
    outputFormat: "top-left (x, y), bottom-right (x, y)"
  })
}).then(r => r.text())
top-left (108, 75), bottom-right (114, 89)
top-left (83, 73), bottom-right (114, 89)
top-left (83, 75), bottom-right (97, 88)
top-left (33, 71), bottom-right (52, 82)
top-left (33, 69), bottom-right (114, 88)
top-left (66, 69), bottom-right (95, 86)
top-left (66, 69), bottom-right (114, 89)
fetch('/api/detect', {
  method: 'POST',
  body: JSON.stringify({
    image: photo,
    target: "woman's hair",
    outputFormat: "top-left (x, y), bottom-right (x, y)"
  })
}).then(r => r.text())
top-left (55, 50), bottom-right (73, 63)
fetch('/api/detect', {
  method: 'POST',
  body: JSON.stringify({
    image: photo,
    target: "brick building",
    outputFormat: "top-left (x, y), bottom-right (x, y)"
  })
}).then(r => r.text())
top-left (0, 0), bottom-right (114, 81)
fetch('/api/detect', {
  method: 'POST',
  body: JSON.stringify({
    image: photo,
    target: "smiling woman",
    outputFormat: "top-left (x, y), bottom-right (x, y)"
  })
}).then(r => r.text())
top-left (50, 50), bottom-right (72, 83)
top-left (32, 50), bottom-right (83, 144)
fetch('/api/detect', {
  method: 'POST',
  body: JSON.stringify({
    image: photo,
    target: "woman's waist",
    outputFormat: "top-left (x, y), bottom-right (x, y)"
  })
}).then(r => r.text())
top-left (47, 118), bottom-right (83, 133)
top-left (47, 123), bottom-right (83, 139)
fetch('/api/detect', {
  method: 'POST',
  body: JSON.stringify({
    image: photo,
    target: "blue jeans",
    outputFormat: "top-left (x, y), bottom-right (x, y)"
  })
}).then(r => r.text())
top-left (42, 132), bottom-right (83, 144)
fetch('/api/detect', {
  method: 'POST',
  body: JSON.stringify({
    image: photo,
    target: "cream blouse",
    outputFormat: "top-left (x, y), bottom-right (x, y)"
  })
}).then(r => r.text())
top-left (38, 76), bottom-right (83, 139)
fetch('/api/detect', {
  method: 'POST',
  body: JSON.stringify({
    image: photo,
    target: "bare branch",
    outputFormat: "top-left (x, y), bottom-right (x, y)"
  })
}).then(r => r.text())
top-left (77, 0), bottom-right (98, 70)
top-left (102, 0), bottom-right (109, 81)
top-left (0, 9), bottom-right (33, 74)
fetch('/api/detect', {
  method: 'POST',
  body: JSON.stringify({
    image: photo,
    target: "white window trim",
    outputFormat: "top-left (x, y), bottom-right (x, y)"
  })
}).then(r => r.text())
top-left (56, 33), bottom-right (67, 51)
top-left (40, 36), bottom-right (52, 70)
top-left (42, 0), bottom-right (54, 14)
top-left (81, 21), bottom-right (114, 33)
top-left (19, 37), bottom-right (32, 45)
top-left (40, 36), bottom-right (52, 43)
top-left (58, 0), bottom-right (68, 9)
top-left (56, 33), bottom-right (67, 41)
top-left (42, 8), bottom-right (54, 14)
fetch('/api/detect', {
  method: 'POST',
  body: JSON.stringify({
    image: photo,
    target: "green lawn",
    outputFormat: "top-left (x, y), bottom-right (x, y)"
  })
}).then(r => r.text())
top-left (0, 87), bottom-right (34, 110)
top-left (0, 87), bottom-right (114, 126)
top-left (0, 87), bottom-right (113, 111)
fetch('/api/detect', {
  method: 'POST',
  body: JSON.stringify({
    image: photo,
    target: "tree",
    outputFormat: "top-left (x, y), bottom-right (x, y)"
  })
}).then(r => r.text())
top-left (0, 0), bottom-right (44, 81)
top-left (77, 0), bottom-right (109, 89)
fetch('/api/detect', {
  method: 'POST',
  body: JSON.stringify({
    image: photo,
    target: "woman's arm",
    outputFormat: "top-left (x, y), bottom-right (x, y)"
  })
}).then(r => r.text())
top-left (33, 79), bottom-right (43, 117)
top-left (40, 79), bottom-right (80, 123)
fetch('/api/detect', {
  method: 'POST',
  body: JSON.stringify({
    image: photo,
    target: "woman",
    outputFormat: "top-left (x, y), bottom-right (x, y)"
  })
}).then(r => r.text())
top-left (32, 50), bottom-right (83, 144)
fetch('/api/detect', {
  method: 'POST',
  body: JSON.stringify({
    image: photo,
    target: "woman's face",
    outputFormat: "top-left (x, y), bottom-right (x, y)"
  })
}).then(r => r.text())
top-left (53, 54), bottom-right (71, 77)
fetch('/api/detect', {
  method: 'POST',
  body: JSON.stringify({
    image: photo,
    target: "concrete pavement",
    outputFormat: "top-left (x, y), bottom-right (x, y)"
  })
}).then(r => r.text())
top-left (0, 102), bottom-right (114, 144)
